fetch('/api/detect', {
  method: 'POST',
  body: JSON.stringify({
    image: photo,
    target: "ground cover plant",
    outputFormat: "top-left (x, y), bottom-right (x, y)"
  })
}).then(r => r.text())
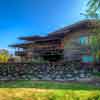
top-left (0, 88), bottom-right (100, 100)
top-left (0, 81), bottom-right (99, 100)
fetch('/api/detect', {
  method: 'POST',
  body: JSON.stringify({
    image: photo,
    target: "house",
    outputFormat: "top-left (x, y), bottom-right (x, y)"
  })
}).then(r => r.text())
top-left (9, 19), bottom-right (100, 63)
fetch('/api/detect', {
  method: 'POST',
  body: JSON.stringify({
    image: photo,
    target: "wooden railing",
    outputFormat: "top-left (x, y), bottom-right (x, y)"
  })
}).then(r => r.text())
top-left (15, 51), bottom-right (26, 56)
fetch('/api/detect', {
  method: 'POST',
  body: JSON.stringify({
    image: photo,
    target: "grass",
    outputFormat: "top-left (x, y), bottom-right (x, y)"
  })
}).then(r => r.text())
top-left (0, 80), bottom-right (99, 90)
top-left (0, 88), bottom-right (100, 100)
top-left (0, 81), bottom-right (100, 100)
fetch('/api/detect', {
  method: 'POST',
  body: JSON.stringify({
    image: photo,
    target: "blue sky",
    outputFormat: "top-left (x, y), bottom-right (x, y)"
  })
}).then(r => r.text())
top-left (0, 0), bottom-right (88, 53)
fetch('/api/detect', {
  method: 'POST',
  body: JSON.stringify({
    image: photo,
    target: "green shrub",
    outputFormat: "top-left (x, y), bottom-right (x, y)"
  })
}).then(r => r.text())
top-left (92, 72), bottom-right (100, 77)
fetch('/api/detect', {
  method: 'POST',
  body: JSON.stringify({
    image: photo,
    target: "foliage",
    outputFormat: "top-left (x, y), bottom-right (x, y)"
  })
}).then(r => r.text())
top-left (86, 0), bottom-right (100, 19)
top-left (0, 81), bottom-right (100, 100)
top-left (85, 0), bottom-right (100, 62)
top-left (0, 81), bottom-right (99, 90)
top-left (0, 88), bottom-right (100, 100)
top-left (89, 34), bottom-right (100, 62)
top-left (82, 0), bottom-right (100, 62)
top-left (0, 49), bottom-right (11, 63)
top-left (92, 72), bottom-right (100, 76)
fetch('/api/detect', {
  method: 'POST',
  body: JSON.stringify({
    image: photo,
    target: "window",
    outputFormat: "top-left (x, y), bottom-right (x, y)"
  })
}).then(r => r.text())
top-left (79, 36), bottom-right (88, 45)
top-left (82, 55), bottom-right (94, 63)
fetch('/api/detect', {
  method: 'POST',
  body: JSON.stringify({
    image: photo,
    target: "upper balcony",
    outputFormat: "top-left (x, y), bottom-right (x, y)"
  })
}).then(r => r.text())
top-left (15, 51), bottom-right (26, 56)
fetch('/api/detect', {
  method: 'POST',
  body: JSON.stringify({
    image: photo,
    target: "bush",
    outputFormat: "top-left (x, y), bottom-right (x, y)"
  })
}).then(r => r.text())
top-left (92, 72), bottom-right (100, 77)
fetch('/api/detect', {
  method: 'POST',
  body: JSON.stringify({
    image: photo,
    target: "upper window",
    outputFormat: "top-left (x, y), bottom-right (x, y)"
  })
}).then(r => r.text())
top-left (79, 36), bottom-right (88, 45)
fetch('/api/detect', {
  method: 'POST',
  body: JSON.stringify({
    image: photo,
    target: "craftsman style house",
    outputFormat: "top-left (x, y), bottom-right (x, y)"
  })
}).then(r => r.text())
top-left (9, 19), bottom-right (100, 63)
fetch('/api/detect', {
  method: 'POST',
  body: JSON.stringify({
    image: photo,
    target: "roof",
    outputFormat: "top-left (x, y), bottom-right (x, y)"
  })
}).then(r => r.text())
top-left (9, 42), bottom-right (34, 48)
top-left (18, 35), bottom-right (42, 41)
top-left (9, 19), bottom-right (100, 48)
top-left (49, 19), bottom-right (100, 35)
top-left (18, 19), bottom-right (100, 41)
top-left (19, 34), bottom-right (64, 41)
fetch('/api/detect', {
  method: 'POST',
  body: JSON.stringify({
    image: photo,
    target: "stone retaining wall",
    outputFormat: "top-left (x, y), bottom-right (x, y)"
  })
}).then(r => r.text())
top-left (0, 62), bottom-right (93, 81)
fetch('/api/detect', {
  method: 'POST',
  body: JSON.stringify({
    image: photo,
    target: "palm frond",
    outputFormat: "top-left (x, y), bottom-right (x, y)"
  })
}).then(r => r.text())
top-left (86, 0), bottom-right (100, 19)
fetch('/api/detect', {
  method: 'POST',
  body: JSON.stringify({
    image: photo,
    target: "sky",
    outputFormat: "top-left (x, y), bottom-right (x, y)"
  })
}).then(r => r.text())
top-left (0, 0), bottom-right (88, 53)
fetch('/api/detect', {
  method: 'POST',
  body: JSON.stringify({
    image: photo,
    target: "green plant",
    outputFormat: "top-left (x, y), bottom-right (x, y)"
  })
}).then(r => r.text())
top-left (92, 72), bottom-right (100, 77)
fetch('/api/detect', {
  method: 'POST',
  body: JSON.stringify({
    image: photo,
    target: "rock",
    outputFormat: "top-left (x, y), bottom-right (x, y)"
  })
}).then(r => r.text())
top-left (67, 74), bottom-right (73, 78)
top-left (67, 78), bottom-right (75, 81)
top-left (0, 63), bottom-right (93, 81)
top-left (79, 73), bottom-right (85, 78)
top-left (0, 77), bottom-right (8, 81)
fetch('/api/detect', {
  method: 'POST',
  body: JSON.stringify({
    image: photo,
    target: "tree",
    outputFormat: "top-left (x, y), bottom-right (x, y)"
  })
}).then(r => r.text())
top-left (86, 0), bottom-right (100, 18)
top-left (82, 0), bottom-right (100, 63)
top-left (0, 49), bottom-right (11, 63)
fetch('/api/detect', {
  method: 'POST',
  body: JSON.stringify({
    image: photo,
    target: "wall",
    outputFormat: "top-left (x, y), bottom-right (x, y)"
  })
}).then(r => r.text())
top-left (0, 62), bottom-right (93, 81)
top-left (64, 29), bottom-right (95, 61)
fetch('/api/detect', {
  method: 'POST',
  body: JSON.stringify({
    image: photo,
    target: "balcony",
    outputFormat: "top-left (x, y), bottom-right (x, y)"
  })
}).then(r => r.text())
top-left (34, 48), bottom-right (63, 55)
top-left (35, 43), bottom-right (63, 49)
top-left (15, 51), bottom-right (26, 56)
top-left (15, 43), bottom-right (64, 56)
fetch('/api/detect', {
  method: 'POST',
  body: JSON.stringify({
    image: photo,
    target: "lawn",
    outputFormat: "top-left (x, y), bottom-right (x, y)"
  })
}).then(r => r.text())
top-left (0, 81), bottom-right (100, 100)
top-left (0, 80), bottom-right (99, 90)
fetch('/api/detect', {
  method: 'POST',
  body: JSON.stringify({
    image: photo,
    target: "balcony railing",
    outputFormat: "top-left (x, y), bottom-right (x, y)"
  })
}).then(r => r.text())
top-left (15, 44), bottom-right (64, 56)
top-left (15, 51), bottom-right (26, 56)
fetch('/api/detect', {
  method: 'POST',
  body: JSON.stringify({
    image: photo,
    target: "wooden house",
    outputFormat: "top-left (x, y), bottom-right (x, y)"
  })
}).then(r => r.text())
top-left (9, 19), bottom-right (100, 63)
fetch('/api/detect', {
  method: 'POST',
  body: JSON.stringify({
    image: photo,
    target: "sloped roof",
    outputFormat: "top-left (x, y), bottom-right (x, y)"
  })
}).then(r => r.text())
top-left (18, 35), bottom-right (41, 41)
top-left (19, 34), bottom-right (63, 41)
top-left (9, 42), bottom-right (34, 48)
top-left (49, 19), bottom-right (100, 36)
top-left (9, 19), bottom-right (100, 48)
top-left (34, 19), bottom-right (100, 42)
top-left (19, 19), bottom-right (100, 41)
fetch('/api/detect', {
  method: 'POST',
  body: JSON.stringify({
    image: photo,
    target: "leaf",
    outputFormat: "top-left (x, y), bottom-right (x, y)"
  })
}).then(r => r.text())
top-left (86, 0), bottom-right (100, 18)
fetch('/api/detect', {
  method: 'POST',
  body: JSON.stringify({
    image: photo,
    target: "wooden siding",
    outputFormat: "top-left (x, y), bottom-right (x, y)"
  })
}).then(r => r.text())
top-left (64, 29), bottom-right (96, 60)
